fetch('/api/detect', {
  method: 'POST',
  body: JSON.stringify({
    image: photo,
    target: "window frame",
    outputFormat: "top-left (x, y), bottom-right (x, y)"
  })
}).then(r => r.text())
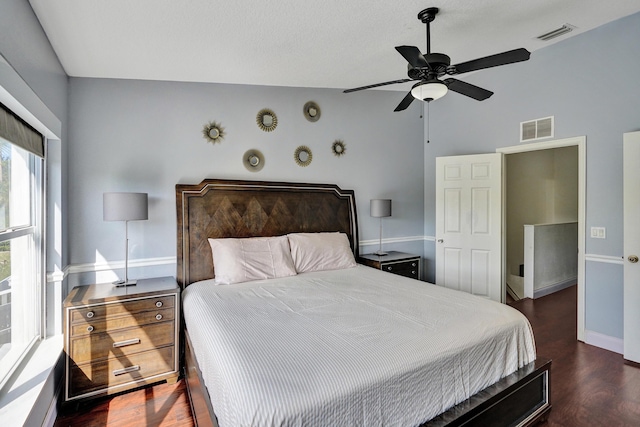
top-left (0, 136), bottom-right (45, 390)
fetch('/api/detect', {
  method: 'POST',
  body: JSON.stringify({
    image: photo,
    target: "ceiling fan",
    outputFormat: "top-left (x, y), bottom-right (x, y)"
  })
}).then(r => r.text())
top-left (343, 7), bottom-right (531, 112)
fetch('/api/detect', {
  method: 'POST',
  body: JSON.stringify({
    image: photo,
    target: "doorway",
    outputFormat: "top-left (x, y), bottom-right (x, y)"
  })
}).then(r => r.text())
top-left (497, 137), bottom-right (586, 341)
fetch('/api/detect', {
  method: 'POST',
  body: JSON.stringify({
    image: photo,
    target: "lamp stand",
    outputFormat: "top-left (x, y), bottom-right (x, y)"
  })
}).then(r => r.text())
top-left (373, 217), bottom-right (388, 256)
top-left (114, 220), bottom-right (137, 287)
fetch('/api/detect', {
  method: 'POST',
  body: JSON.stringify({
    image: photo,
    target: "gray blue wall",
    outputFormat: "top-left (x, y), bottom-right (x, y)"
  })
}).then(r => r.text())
top-left (424, 11), bottom-right (640, 342)
top-left (0, 1), bottom-right (68, 424)
top-left (66, 78), bottom-right (425, 287)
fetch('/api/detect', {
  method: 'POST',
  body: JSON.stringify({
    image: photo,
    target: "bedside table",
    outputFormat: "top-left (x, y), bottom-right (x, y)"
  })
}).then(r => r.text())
top-left (63, 276), bottom-right (180, 402)
top-left (359, 251), bottom-right (421, 280)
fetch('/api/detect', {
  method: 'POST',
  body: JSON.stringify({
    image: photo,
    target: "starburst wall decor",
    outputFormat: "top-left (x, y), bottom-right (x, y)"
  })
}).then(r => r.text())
top-left (202, 121), bottom-right (225, 144)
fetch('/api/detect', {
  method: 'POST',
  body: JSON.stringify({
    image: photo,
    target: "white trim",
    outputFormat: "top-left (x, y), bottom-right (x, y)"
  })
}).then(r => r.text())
top-left (46, 269), bottom-right (65, 283)
top-left (584, 254), bottom-right (624, 265)
top-left (359, 235), bottom-right (429, 247)
top-left (497, 136), bottom-right (583, 154)
top-left (497, 135), bottom-right (587, 342)
top-left (584, 330), bottom-right (623, 355)
top-left (66, 256), bottom-right (177, 275)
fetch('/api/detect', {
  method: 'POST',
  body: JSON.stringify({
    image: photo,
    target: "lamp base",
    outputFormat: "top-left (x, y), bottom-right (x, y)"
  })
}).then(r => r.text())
top-left (113, 279), bottom-right (137, 287)
top-left (373, 251), bottom-right (388, 256)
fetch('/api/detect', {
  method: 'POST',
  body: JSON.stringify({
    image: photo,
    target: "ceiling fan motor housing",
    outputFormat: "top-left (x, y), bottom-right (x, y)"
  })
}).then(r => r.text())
top-left (407, 53), bottom-right (450, 80)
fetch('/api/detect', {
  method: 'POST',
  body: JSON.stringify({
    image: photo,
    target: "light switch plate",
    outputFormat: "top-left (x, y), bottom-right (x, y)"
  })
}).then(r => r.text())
top-left (590, 227), bottom-right (606, 239)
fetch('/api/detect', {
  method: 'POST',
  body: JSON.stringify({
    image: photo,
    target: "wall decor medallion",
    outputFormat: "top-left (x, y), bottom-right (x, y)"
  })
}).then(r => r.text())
top-left (243, 149), bottom-right (265, 172)
top-left (294, 145), bottom-right (313, 167)
top-left (332, 140), bottom-right (346, 157)
top-left (303, 101), bottom-right (321, 122)
top-left (256, 108), bottom-right (278, 132)
top-left (202, 121), bottom-right (225, 143)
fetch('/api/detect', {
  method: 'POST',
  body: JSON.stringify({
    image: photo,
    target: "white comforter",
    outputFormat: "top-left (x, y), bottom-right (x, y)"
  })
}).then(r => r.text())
top-left (182, 265), bottom-right (536, 427)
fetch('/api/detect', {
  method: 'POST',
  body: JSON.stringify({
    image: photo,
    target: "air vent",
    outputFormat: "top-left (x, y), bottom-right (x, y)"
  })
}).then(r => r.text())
top-left (520, 116), bottom-right (554, 142)
top-left (537, 24), bottom-right (576, 41)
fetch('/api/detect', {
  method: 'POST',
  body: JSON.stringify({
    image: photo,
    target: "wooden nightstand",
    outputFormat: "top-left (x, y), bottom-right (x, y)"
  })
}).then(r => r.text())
top-left (63, 276), bottom-right (180, 402)
top-left (359, 251), bottom-right (421, 280)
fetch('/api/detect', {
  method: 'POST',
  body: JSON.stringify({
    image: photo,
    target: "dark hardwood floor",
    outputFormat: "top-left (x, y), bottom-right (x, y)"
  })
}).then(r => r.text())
top-left (54, 381), bottom-right (194, 427)
top-left (511, 285), bottom-right (640, 426)
top-left (55, 285), bottom-right (640, 426)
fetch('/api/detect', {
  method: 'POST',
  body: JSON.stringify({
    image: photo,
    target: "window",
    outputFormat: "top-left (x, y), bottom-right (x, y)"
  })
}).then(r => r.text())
top-left (0, 113), bottom-right (44, 388)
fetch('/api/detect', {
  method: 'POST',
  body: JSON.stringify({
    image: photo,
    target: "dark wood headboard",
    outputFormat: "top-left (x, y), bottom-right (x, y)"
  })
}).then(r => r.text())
top-left (176, 179), bottom-right (359, 288)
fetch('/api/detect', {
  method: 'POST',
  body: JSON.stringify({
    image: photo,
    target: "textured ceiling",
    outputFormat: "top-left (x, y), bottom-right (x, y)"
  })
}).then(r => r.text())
top-left (29, 0), bottom-right (640, 92)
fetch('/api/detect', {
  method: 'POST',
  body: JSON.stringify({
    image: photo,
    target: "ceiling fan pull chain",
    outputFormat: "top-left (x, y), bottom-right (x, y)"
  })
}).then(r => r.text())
top-left (427, 101), bottom-right (430, 144)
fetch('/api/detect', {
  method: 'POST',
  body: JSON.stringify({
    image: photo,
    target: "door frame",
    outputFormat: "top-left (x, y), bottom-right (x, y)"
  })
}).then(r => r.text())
top-left (623, 131), bottom-right (640, 362)
top-left (497, 136), bottom-right (586, 342)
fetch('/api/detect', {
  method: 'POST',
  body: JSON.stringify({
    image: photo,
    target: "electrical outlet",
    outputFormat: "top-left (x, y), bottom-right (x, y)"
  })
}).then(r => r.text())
top-left (590, 227), bottom-right (606, 239)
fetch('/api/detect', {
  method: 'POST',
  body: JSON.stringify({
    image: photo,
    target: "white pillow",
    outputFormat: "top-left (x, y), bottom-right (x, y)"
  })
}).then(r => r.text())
top-left (287, 232), bottom-right (357, 273)
top-left (208, 236), bottom-right (297, 284)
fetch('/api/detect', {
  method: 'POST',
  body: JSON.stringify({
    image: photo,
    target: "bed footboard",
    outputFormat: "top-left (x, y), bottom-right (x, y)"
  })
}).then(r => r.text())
top-left (422, 358), bottom-right (551, 427)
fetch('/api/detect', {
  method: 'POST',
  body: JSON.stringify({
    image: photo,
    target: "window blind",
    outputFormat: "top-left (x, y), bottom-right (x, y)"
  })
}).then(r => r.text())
top-left (0, 102), bottom-right (44, 158)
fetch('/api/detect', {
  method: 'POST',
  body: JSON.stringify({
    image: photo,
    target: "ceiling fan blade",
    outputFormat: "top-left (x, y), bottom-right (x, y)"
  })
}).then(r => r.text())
top-left (444, 78), bottom-right (493, 101)
top-left (449, 48), bottom-right (530, 75)
top-left (395, 46), bottom-right (430, 69)
top-left (394, 91), bottom-right (415, 112)
top-left (343, 78), bottom-right (413, 93)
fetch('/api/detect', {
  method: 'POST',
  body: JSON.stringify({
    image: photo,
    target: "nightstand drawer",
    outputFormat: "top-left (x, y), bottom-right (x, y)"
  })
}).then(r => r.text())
top-left (382, 260), bottom-right (419, 279)
top-left (70, 321), bottom-right (175, 364)
top-left (359, 252), bottom-right (421, 280)
top-left (69, 346), bottom-right (175, 398)
top-left (69, 295), bottom-right (175, 324)
top-left (70, 307), bottom-right (175, 336)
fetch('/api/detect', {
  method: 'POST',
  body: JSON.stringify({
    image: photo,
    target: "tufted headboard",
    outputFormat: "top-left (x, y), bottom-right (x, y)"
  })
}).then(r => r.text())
top-left (175, 179), bottom-right (359, 288)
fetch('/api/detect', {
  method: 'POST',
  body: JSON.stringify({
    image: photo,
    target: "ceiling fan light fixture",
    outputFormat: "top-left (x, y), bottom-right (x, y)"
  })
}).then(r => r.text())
top-left (411, 81), bottom-right (448, 102)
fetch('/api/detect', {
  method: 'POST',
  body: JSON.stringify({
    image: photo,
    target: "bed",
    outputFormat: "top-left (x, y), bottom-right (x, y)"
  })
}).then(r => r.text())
top-left (176, 179), bottom-right (551, 427)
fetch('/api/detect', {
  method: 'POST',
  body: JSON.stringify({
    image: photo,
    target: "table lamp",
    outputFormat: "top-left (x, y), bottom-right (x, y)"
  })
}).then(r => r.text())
top-left (103, 192), bottom-right (148, 286)
top-left (370, 199), bottom-right (392, 256)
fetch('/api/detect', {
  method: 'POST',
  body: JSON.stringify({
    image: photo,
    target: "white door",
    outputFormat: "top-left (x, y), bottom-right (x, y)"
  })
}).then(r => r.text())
top-left (624, 131), bottom-right (640, 363)
top-left (435, 153), bottom-right (503, 301)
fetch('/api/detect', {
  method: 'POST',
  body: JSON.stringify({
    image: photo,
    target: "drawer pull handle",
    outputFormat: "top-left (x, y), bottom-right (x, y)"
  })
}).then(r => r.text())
top-left (86, 311), bottom-right (95, 318)
top-left (411, 262), bottom-right (417, 267)
top-left (387, 266), bottom-right (392, 271)
top-left (113, 365), bottom-right (140, 376)
top-left (87, 325), bottom-right (94, 333)
top-left (113, 338), bottom-right (140, 348)
top-left (412, 270), bottom-right (416, 275)
top-left (155, 314), bottom-right (163, 321)
top-left (155, 301), bottom-right (163, 308)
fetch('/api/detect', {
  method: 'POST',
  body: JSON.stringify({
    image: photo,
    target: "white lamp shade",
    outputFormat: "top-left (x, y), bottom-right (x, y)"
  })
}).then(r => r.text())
top-left (103, 192), bottom-right (148, 221)
top-left (411, 81), bottom-right (448, 101)
top-left (370, 199), bottom-right (392, 218)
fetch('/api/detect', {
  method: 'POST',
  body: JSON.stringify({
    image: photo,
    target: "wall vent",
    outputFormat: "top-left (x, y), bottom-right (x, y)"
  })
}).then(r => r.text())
top-left (520, 116), bottom-right (554, 142)
top-left (537, 24), bottom-right (576, 41)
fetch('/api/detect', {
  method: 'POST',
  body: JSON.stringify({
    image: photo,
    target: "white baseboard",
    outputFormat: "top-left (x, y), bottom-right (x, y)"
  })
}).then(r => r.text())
top-left (584, 330), bottom-right (623, 354)
top-left (533, 277), bottom-right (576, 299)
